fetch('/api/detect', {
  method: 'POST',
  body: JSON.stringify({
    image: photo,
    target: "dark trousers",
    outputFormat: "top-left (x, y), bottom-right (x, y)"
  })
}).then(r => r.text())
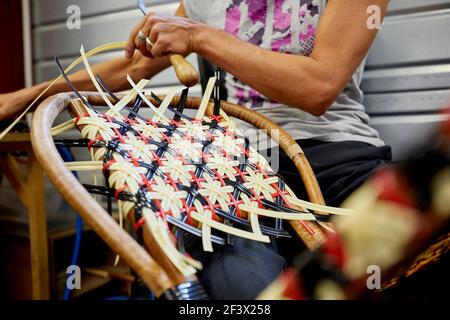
top-left (190, 140), bottom-right (392, 299)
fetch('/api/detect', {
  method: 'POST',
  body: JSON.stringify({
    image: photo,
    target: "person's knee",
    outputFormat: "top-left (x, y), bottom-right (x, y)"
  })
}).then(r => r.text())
top-left (198, 238), bottom-right (285, 299)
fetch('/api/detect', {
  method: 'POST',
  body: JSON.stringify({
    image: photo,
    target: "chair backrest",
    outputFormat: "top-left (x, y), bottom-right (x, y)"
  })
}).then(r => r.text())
top-left (363, 0), bottom-right (450, 160)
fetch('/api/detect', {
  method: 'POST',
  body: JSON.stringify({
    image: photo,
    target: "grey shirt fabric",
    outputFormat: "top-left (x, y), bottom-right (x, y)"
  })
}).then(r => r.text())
top-left (184, 0), bottom-right (385, 147)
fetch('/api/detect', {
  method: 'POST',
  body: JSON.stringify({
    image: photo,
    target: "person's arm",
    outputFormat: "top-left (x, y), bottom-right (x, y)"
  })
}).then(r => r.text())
top-left (127, 0), bottom-right (388, 116)
top-left (0, 2), bottom-right (187, 120)
top-left (40, 53), bottom-right (169, 99)
top-left (0, 45), bottom-right (169, 121)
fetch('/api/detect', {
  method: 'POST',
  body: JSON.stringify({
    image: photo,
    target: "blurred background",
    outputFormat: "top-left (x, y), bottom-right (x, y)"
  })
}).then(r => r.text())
top-left (0, 0), bottom-right (449, 300)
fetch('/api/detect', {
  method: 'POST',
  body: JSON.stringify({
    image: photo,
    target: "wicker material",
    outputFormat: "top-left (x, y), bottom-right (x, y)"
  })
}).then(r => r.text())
top-left (31, 88), bottom-right (346, 295)
top-left (29, 47), bottom-right (349, 297)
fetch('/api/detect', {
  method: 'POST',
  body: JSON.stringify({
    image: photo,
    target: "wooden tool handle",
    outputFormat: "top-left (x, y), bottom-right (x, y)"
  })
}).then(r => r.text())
top-left (168, 54), bottom-right (200, 87)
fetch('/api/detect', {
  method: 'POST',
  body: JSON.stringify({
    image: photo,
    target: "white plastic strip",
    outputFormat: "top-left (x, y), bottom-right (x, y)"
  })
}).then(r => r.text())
top-left (65, 161), bottom-right (103, 171)
top-left (80, 45), bottom-right (116, 110)
top-left (285, 195), bottom-right (354, 216)
top-left (108, 78), bottom-right (150, 115)
top-left (0, 41), bottom-right (128, 141)
top-left (51, 119), bottom-right (76, 136)
top-left (190, 211), bottom-right (270, 243)
top-left (239, 204), bottom-right (317, 221)
top-left (126, 75), bottom-right (166, 119)
top-left (195, 77), bottom-right (216, 119)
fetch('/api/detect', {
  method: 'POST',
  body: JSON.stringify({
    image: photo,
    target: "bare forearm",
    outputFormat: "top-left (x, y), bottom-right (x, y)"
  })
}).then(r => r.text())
top-left (194, 27), bottom-right (337, 115)
top-left (30, 53), bottom-right (171, 102)
top-left (191, 0), bottom-right (387, 115)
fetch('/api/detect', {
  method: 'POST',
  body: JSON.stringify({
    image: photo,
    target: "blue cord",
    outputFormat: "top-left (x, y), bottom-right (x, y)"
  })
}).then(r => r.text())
top-left (58, 146), bottom-right (84, 300)
top-left (63, 215), bottom-right (84, 300)
top-left (57, 146), bottom-right (155, 300)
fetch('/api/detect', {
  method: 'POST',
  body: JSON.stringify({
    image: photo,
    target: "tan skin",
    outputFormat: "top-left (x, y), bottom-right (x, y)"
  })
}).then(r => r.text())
top-left (0, 0), bottom-right (387, 120)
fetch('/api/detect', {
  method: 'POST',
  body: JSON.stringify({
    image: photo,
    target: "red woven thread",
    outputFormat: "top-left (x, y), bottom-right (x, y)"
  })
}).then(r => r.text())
top-left (74, 112), bottom-right (89, 126)
top-left (84, 108), bottom-right (309, 236)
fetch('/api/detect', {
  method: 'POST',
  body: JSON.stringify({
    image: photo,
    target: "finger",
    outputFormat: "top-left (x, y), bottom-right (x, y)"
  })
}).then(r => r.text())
top-left (150, 44), bottom-right (163, 58)
top-left (135, 14), bottom-right (160, 57)
top-left (134, 30), bottom-right (148, 55)
top-left (150, 38), bottom-right (168, 57)
top-left (145, 38), bottom-right (155, 58)
top-left (125, 17), bottom-right (146, 58)
top-left (139, 13), bottom-right (159, 39)
top-left (125, 26), bottom-right (140, 58)
top-left (148, 23), bottom-right (162, 46)
top-left (147, 14), bottom-right (162, 30)
top-left (135, 20), bottom-right (154, 57)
